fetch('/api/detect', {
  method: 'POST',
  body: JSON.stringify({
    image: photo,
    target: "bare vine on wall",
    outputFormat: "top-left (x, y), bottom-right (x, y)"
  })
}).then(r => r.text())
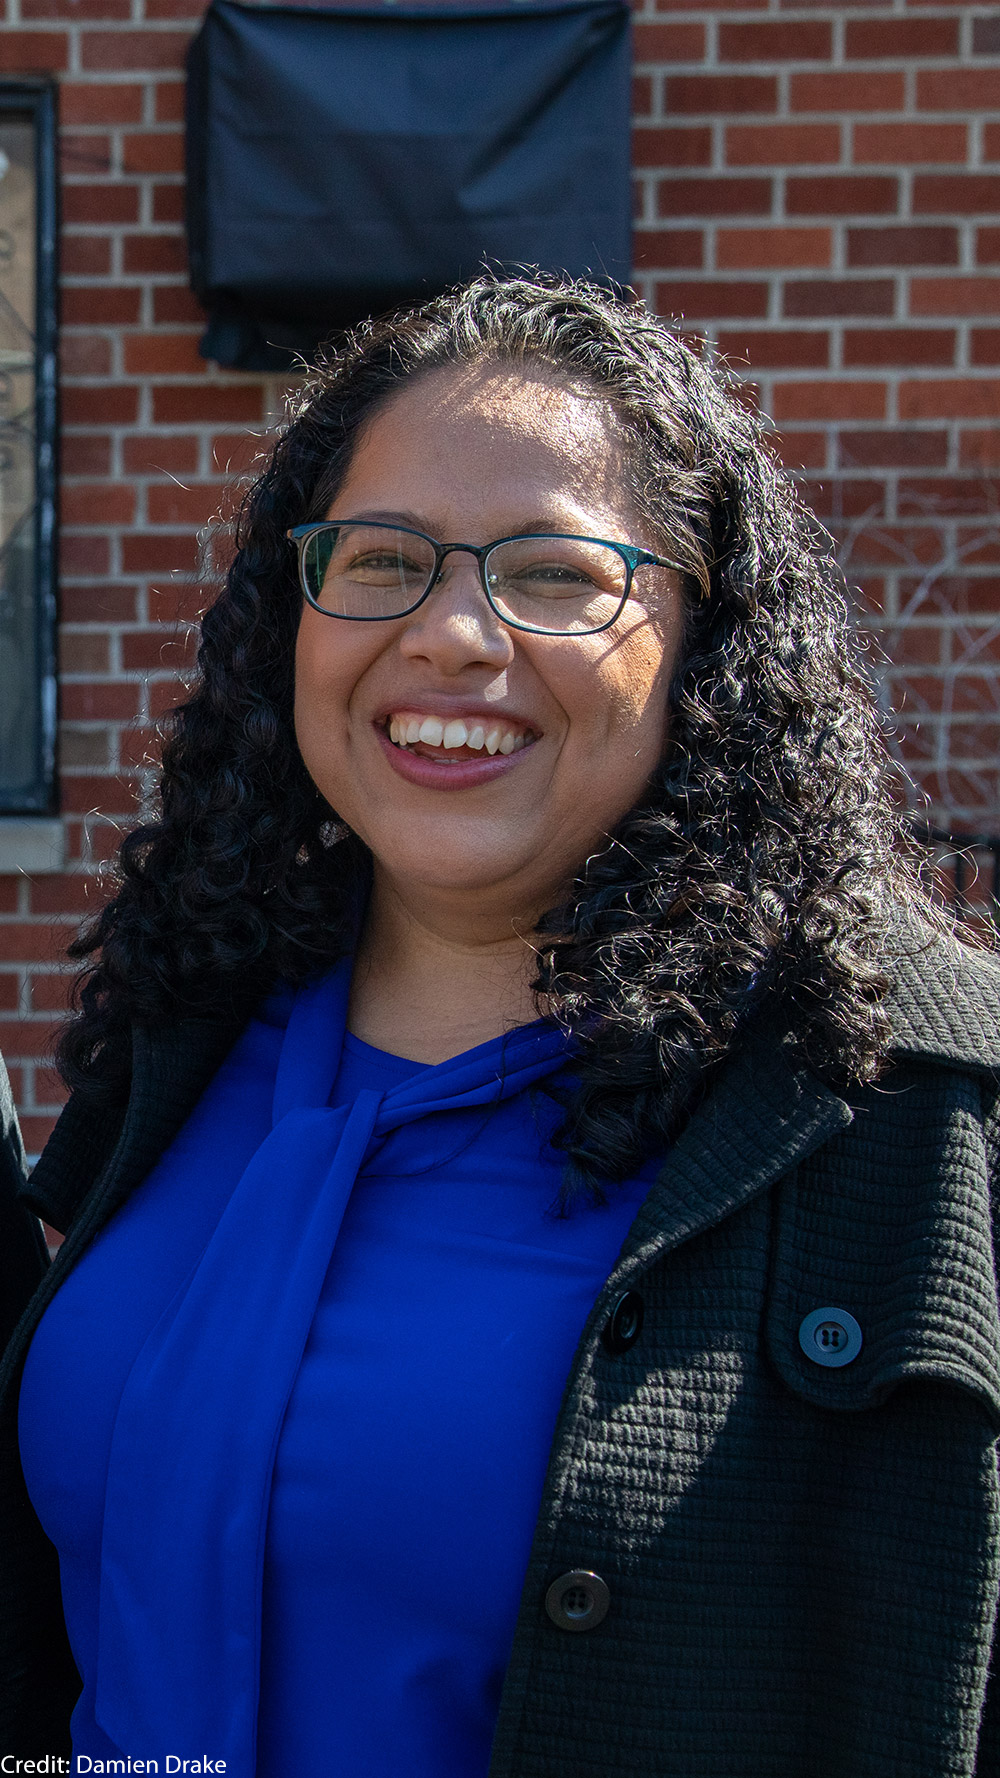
top-left (832, 483), bottom-right (1000, 917)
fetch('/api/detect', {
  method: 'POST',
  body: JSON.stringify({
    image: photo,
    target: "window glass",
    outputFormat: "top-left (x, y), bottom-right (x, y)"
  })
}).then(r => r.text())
top-left (0, 88), bottom-right (56, 816)
top-left (0, 117), bottom-right (40, 803)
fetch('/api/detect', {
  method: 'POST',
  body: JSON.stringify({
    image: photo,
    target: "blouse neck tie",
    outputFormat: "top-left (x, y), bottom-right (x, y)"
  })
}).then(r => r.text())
top-left (94, 961), bottom-right (569, 1773)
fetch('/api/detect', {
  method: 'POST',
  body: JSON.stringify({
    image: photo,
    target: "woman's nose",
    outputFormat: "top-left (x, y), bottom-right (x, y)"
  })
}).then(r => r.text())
top-left (397, 557), bottom-right (514, 672)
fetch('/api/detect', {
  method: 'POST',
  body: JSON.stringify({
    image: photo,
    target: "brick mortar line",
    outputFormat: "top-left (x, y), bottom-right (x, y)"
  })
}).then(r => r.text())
top-left (631, 106), bottom-right (997, 117)
top-left (651, 57), bottom-right (987, 71)
top-left (632, 5), bottom-right (964, 15)
top-left (6, 18), bottom-right (198, 29)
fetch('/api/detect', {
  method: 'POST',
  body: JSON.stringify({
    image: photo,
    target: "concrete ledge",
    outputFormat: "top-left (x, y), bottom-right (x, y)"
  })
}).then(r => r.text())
top-left (0, 818), bottom-right (66, 875)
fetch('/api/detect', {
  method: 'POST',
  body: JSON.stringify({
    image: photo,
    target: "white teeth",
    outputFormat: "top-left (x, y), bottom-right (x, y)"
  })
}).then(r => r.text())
top-left (387, 714), bottom-right (533, 756)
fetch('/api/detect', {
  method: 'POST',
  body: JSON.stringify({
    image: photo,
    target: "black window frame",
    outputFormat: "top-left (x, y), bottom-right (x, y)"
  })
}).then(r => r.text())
top-left (0, 77), bottom-right (58, 816)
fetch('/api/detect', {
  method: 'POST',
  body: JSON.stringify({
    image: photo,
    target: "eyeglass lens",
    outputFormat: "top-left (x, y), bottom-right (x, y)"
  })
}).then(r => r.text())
top-left (300, 524), bottom-right (631, 634)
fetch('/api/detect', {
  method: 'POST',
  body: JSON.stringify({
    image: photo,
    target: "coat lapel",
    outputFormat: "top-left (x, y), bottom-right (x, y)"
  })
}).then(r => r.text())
top-left (24, 1014), bottom-right (246, 1236)
top-left (1, 1014), bottom-right (247, 1416)
top-left (605, 1026), bottom-right (853, 1293)
top-left (606, 920), bottom-right (1000, 1294)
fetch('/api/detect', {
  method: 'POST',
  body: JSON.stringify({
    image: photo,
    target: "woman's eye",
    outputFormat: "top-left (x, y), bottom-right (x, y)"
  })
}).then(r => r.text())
top-left (345, 551), bottom-right (424, 577)
top-left (516, 561), bottom-right (596, 588)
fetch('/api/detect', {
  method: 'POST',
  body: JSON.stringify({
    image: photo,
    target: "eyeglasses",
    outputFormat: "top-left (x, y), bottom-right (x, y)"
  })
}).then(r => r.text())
top-left (286, 520), bottom-right (676, 637)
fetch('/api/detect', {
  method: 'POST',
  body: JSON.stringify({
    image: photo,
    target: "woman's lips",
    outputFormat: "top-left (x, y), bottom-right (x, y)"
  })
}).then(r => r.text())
top-left (374, 720), bottom-right (537, 789)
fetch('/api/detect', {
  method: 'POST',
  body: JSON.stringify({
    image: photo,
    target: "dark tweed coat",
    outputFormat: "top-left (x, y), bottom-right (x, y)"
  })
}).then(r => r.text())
top-left (1, 930), bottom-right (999, 1776)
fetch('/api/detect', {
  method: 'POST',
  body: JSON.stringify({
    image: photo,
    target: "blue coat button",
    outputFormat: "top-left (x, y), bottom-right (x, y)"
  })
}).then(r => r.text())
top-left (798, 1306), bottom-right (863, 1368)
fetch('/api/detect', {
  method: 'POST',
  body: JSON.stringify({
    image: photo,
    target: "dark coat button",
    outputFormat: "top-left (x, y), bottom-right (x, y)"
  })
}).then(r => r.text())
top-left (798, 1306), bottom-right (863, 1368)
top-left (544, 1570), bottom-right (611, 1633)
top-left (601, 1289), bottom-right (644, 1355)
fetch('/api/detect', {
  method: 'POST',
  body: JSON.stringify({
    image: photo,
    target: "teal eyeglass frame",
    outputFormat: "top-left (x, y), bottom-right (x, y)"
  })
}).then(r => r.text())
top-left (286, 520), bottom-right (675, 637)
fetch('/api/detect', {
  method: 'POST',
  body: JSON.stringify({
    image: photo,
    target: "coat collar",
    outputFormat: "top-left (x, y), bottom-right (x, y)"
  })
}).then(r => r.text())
top-left (598, 918), bottom-right (1000, 1290)
top-left (611, 1022), bottom-right (852, 1285)
top-left (883, 922), bottom-right (1000, 1070)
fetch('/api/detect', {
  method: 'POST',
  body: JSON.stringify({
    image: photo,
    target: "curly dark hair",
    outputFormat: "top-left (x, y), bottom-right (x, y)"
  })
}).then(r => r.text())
top-left (58, 271), bottom-right (943, 1195)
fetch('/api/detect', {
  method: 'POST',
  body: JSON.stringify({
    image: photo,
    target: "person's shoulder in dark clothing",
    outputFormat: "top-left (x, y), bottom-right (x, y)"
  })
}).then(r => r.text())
top-left (0, 1050), bottom-right (48, 1353)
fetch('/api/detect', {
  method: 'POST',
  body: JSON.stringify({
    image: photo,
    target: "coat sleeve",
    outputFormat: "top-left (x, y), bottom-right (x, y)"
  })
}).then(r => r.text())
top-left (0, 1051), bottom-right (79, 1758)
top-left (978, 1555), bottom-right (999, 1774)
top-left (0, 1049), bottom-right (47, 1352)
top-left (976, 1078), bottom-right (1000, 1774)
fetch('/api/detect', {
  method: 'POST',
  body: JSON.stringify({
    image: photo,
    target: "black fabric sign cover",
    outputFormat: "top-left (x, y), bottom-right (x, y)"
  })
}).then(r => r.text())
top-left (185, 0), bottom-right (632, 370)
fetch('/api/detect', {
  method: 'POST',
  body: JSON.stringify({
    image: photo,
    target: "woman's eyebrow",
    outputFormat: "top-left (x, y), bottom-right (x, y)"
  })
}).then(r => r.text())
top-left (337, 508), bottom-right (426, 528)
top-left (337, 510), bottom-right (600, 537)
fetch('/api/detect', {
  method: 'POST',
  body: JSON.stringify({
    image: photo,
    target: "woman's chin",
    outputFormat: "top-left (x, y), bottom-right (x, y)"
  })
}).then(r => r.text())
top-left (368, 845), bottom-right (556, 920)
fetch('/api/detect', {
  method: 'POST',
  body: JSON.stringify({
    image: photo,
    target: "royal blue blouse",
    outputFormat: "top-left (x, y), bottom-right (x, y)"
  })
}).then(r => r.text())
top-left (19, 963), bottom-right (656, 1776)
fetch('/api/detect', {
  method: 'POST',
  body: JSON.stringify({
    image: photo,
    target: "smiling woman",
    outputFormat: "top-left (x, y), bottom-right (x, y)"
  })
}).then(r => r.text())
top-left (2, 274), bottom-right (1000, 1778)
top-left (291, 364), bottom-right (685, 1060)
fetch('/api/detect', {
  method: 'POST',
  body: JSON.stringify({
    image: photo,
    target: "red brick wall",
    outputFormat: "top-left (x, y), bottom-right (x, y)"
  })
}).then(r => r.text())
top-left (1, 0), bottom-right (998, 1147)
top-left (632, 3), bottom-right (1000, 853)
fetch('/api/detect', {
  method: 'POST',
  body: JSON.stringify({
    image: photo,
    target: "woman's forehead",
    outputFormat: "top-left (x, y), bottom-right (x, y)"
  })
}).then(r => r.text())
top-left (341, 362), bottom-right (631, 512)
